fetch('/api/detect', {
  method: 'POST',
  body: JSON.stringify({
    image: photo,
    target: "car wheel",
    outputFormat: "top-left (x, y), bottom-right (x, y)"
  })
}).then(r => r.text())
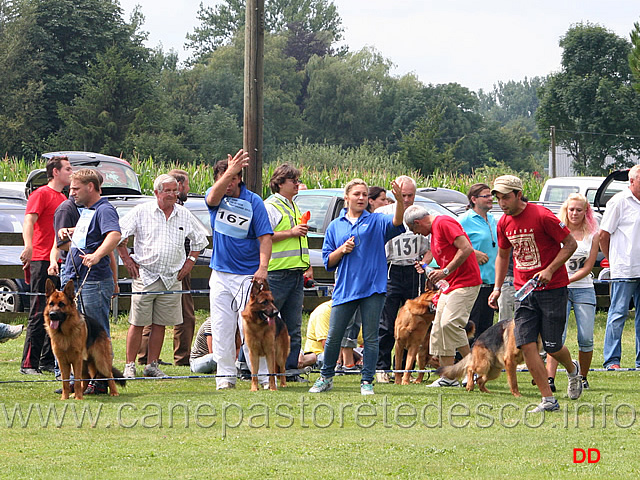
top-left (0, 279), bottom-right (23, 313)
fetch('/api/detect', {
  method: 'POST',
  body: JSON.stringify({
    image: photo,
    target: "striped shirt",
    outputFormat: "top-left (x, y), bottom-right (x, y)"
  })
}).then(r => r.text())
top-left (119, 200), bottom-right (208, 288)
top-left (190, 318), bottom-right (211, 360)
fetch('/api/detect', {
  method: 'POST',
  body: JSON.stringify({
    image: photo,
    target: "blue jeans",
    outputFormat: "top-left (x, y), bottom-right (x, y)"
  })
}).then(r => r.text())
top-left (77, 278), bottom-right (114, 337)
top-left (190, 354), bottom-right (217, 374)
top-left (321, 294), bottom-right (386, 384)
top-left (563, 287), bottom-right (595, 352)
top-left (267, 269), bottom-right (304, 370)
top-left (603, 279), bottom-right (640, 368)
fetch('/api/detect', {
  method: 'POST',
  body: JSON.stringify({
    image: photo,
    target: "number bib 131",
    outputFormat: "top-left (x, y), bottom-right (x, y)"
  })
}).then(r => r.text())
top-left (216, 197), bottom-right (253, 239)
top-left (386, 232), bottom-right (420, 263)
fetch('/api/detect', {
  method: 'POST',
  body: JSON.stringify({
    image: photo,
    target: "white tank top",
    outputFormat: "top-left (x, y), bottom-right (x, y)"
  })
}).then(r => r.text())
top-left (565, 233), bottom-right (594, 288)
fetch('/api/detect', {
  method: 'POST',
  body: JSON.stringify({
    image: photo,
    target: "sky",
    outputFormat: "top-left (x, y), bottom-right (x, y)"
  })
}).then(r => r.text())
top-left (119, 0), bottom-right (640, 92)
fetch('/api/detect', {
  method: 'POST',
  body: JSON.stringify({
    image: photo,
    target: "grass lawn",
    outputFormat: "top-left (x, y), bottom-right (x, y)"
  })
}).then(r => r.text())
top-left (1, 309), bottom-right (639, 479)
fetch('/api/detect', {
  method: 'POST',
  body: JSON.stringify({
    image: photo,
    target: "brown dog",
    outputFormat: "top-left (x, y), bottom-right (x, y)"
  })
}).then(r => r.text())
top-left (44, 279), bottom-right (126, 400)
top-left (393, 289), bottom-right (440, 385)
top-left (242, 279), bottom-right (290, 392)
top-left (437, 318), bottom-right (541, 397)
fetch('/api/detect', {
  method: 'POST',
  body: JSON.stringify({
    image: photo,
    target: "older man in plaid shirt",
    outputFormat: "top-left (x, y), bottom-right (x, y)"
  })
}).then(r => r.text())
top-left (117, 174), bottom-right (208, 378)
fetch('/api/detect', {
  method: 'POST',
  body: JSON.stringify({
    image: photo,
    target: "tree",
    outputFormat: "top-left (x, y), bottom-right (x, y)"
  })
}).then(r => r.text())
top-left (303, 47), bottom-right (393, 145)
top-left (186, 0), bottom-right (343, 62)
top-left (0, 0), bottom-right (149, 157)
top-left (56, 47), bottom-right (155, 155)
top-left (537, 22), bottom-right (640, 174)
top-left (631, 21), bottom-right (640, 92)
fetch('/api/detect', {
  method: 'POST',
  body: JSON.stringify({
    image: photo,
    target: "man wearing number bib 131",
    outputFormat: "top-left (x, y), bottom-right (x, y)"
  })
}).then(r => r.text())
top-left (206, 150), bottom-right (273, 390)
top-left (373, 176), bottom-right (431, 384)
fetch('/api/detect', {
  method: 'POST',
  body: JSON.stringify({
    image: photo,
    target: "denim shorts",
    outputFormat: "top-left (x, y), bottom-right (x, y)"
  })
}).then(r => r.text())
top-left (514, 287), bottom-right (567, 353)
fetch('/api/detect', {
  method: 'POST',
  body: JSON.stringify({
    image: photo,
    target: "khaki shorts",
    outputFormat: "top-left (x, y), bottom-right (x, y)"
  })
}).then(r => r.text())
top-left (128, 277), bottom-right (183, 327)
top-left (430, 285), bottom-right (480, 356)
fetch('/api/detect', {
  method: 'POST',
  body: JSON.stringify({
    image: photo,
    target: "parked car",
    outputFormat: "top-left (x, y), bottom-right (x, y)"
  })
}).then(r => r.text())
top-left (416, 187), bottom-right (468, 214)
top-left (593, 169), bottom-right (630, 213)
top-left (540, 175), bottom-right (627, 208)
top-left (0, 202), bottom-right (28, 312)
top-left (293, 188), bottom-right (458, 309)
top-left (0, 182), bottom-right (27, 205)
top-left (294, 187), bottom-right (457, 239)
top-left (26, 151), bottom-right (142, 197)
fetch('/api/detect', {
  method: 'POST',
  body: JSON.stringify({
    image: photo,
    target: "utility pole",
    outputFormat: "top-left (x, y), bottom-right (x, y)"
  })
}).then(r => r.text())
top-left (550, 125), bottom-right (556, 178)
top-left (244, 0), bottom-right (264, 194)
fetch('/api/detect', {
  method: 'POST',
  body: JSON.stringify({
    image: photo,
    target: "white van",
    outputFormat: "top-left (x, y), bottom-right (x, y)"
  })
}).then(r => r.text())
top-left (539, 176), bottom-right (625, 205)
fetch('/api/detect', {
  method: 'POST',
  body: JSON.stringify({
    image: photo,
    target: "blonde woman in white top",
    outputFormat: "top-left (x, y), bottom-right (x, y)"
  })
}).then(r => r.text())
top-left (546, 193), bottom-right (599, 390)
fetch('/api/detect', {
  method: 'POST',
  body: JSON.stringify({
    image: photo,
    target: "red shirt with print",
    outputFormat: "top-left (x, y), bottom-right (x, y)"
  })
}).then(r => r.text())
top-left (25, 185), bottom-right (67, 261)
top-left (431, 216), bottom-right (481, 292)
top-left (496, 203), bottom-right (570, 290)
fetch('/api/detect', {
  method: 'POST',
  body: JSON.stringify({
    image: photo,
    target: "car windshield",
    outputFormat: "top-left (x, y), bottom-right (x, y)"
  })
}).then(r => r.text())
top-left (294, 194), bottom-right (339, 234)
top-left (72, 161), bottom-right (140, 193)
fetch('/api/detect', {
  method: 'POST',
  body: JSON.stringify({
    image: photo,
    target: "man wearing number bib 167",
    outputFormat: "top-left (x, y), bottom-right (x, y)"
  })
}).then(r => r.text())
top-left (373, 176), bottom-right (431, 383)
top-left (206, 150), bottom-right (273, 390)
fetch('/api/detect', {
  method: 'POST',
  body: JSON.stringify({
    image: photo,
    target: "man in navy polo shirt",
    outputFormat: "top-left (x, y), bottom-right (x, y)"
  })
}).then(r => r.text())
top-left (65, 169), bottom-right (121, 336)
top-left (206, 149), bottom-right (273, 390)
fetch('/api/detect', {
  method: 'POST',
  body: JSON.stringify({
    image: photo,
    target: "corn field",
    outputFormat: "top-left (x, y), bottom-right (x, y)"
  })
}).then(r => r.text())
top-left (1, 155), bottom-right (546, 200)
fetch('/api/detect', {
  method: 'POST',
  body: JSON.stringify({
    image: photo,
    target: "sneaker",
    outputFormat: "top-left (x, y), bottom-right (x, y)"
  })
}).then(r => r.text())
top-left (143, 361), bottom-right (168, 378)
top-left (582, 378), bottom-right (590, 390)
top-left (567, 359), bottom-right (583, 400)
top-left (286, 374), bottom-right (309, 383)
top-left (54, 383), bottom-right (75, 395)
top-left (548, 377), bottom-right (556, 393)
top-left (343, 364), bottom-right (361, 373)
top-left (83, 380), bottom-right (108, 395)
top-left (376, 371), bottom-right (390, 384)
top-left (216, 381), bottom-right (236, 390)
top-left (461, 373), bottom-right (478, 388)
top-left (361, 382), bottom-right (374, 395)
top-left (20, 367), bottom-right (41, 375)
top-left (0, 324), bottom-right (23, 343)
top-left (427, 376), bottom-right (460, 387)
top-left (309, 376), bottom-right (333, 393)
top-left (123, 362), bottom-right (137, 379)
top-left (528, 398), bottom-right (560, 413)
top-left (607, 364), bottom-right (621, 370)
top-left (40, 364), bottom-right (56, 374)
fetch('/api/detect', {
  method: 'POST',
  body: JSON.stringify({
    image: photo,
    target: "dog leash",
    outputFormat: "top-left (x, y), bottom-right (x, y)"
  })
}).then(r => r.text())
top-left (231, 276), bottom-right (254, 313)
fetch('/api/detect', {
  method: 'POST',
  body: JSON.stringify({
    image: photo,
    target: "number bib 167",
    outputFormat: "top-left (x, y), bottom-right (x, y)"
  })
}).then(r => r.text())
top-left (216, 197), bottom-right (253, 239)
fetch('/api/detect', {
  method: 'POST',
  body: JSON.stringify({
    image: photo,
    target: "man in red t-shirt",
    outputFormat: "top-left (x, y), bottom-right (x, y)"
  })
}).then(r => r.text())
top-left (488, 175), bottom-right (582, 412)
top-left (405, 205), bottom-right (481, 387)
top-left (19, 156), bottom-right (73, 375)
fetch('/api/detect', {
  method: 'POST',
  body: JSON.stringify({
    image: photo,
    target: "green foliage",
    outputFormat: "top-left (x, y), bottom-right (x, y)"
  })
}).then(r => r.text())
top-left (536, 22), bottom-right (640, 174)
top-left (2, 152), bottom-right (546, 200)
top-left (186, 0), bottom-right (343, 62)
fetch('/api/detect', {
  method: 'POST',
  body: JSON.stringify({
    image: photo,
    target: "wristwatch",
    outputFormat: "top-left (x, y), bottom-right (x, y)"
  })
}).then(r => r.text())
top-left (187, 255), bottom-right (197, 262)
top-left (442, 267), bottom-right (450, 276)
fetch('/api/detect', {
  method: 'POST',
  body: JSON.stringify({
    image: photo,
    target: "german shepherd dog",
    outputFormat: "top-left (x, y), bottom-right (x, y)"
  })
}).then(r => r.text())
top-left (242, 279), bottom-right (290, 392)
top-left (437, 318), bottom-right (542, 397)
top-left (393, 289), bottom-right (440, 385)
top-left (44, 279), bottom-right (126, 400)
top-left (394, 289), bottom-right (475, 385)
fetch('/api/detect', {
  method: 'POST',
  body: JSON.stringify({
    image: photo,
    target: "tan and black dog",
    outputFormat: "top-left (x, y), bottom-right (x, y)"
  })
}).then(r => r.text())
top-left (437, 318), bottom-right (541, 397)
top-left (242, 279), bottom-right (290, 392)
top-left (44, 279), bottom-right (125, 400)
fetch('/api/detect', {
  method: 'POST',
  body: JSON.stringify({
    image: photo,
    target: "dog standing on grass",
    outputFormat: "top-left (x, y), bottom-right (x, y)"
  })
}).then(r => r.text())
top-left (44, 279), bottom-right (126, 400)
top-left (436, 318), bottom-right (540, 397)
top-left (242, 279), bottom-right (290, 391)
top-left (393, 289), bottom-right (439, 385)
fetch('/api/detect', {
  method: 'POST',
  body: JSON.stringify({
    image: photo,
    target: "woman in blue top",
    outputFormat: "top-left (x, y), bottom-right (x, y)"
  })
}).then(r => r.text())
top-left (309, 179), bottom-right (405, 395)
